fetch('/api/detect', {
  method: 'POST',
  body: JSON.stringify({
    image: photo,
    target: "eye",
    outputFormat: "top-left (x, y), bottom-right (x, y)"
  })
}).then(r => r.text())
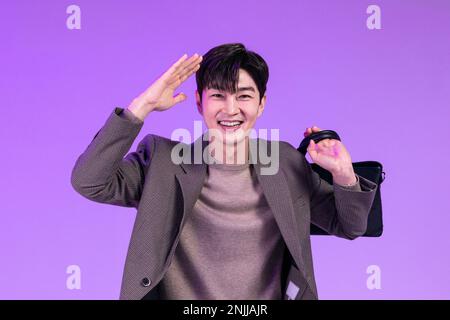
top-left (239, 95), bottom-right (252, 99)
top-left (211, 94), bottom-right (223, 98)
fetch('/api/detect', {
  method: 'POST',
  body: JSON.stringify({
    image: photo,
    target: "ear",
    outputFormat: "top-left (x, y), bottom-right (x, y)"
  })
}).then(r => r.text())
top-left (256, 94), bottom-right (266, 118)
top-left (195, 90), bottom-right (203, 115)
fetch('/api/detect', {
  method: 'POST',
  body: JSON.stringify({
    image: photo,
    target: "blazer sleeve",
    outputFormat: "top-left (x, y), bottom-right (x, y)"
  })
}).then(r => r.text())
top-left (301, 154), bottom-right (378, 240)
top-left (71, 107), bottom-right (154, 208)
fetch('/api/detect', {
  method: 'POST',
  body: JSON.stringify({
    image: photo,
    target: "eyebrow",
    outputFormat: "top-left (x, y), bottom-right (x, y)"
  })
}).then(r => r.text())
top-left (209, 86), bottom-right (256, 93)
top-left (237, 86), bottom-right (256, 92)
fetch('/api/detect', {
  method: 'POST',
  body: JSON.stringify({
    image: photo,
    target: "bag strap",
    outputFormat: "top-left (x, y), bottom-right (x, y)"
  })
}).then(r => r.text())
top-left (297, 129), bottom-right (341, 155)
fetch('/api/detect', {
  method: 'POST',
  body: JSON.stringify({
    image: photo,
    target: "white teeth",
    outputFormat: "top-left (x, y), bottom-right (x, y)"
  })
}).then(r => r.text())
top-left (219, 121), bottom-right (242, 127)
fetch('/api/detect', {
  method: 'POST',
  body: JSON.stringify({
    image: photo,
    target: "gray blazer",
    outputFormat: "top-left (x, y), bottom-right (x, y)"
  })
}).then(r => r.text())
top-left (71, 107), bottom-right (378, 300)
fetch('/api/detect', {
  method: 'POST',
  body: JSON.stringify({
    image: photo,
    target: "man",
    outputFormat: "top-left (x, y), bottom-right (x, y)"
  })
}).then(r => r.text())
top-left (71, 43), bottom-right (377, 300)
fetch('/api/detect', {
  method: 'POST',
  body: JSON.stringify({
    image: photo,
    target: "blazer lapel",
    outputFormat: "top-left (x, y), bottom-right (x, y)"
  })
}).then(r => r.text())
top-left (251, 138), bottom-right (305, 274)
top-left (175, 135), bottom-right (208, 228)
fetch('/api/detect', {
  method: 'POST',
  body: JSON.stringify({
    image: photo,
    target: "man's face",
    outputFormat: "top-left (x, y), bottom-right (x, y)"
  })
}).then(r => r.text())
top-left (195, 68), bottom-right (266, 145)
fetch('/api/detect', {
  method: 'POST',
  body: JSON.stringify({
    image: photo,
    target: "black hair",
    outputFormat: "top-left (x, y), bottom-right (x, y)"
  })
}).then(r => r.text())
top-left (195, 43), bottom-right (269, 105)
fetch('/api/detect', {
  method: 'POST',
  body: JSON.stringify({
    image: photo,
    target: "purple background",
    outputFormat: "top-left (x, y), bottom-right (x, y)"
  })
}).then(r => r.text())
top-left (1, 0), bottom-right (449, 299)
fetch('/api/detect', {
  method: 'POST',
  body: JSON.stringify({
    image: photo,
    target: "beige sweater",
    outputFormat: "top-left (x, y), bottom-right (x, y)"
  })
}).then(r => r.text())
top-left (158, 162), bottom-right (285, 300)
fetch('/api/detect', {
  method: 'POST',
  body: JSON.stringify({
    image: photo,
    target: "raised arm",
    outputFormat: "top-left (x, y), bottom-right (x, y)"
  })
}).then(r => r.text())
top-left (302, 126), bottom-right (378, 239)
top-left (71, 53), bottom-right (203, 208)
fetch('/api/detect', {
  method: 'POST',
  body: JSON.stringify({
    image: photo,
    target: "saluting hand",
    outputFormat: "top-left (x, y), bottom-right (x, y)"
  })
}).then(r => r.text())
top-left (128, 53), bottom-right (203, 121)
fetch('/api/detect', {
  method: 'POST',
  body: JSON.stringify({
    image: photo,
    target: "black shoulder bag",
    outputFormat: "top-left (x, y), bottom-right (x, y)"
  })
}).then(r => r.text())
top-left (298, 130), bottom-right (385, 237)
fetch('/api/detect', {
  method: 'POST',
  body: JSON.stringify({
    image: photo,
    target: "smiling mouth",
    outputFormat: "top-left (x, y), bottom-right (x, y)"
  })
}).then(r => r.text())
top-left (217, 120), bottom-right (244, 128)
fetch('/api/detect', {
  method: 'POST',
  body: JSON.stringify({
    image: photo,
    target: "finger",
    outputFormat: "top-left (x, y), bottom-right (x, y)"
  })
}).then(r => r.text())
top-left (173, 92), bottom-right (187, 104)
top-left (173, 53), bottom-right (201, 77)
top-left (178, 56), bottom-right (202, 81)
top-left (317, 141), bottom-right (336, 157)
top-left (319, 139), bottom-right (330, 148)
top-left (315, 141), bottom-right (327, 152)
top-left (164, 53), bottom-right (188, 78)
top-left (333, 140), bottom-right (342, 154)
top-left (321, 140), bottom-right (334, 150)
top-left (317, 141), bottom-right (326, 149)
top-left (178, 56), bottom-right (202, 80)
top-left (307, 139), bottom-right (318, 159)
top-left (185, 54), bottom-right (203, 70)
top-left (166, 55), bottom-right (202, 87)
top-left (307, 139), bottom-right (314, 151)
top-left (308, 139), bottom-right (323, 153)
top-left (179, 63), bottom-right (201, 83)
top-left (163, 53), bottom-right (198, 85)
top-left (304, 126), bottom-right (322, 137)
top-left (314, 141), bottom-right (331, 155)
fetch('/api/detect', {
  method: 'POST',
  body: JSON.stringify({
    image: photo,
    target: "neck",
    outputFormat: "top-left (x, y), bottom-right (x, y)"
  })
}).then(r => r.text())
top-left (207, 136), bottom-right (250, 165)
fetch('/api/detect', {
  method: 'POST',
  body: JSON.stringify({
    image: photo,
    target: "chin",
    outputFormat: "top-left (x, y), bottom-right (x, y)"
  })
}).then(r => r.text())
top-left (222, 129), bottom-right (248, 145)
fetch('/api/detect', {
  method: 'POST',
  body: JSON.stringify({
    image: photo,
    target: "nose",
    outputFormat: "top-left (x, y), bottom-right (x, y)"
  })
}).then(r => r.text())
top-left (223, 97), bottom-right (240, 115)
